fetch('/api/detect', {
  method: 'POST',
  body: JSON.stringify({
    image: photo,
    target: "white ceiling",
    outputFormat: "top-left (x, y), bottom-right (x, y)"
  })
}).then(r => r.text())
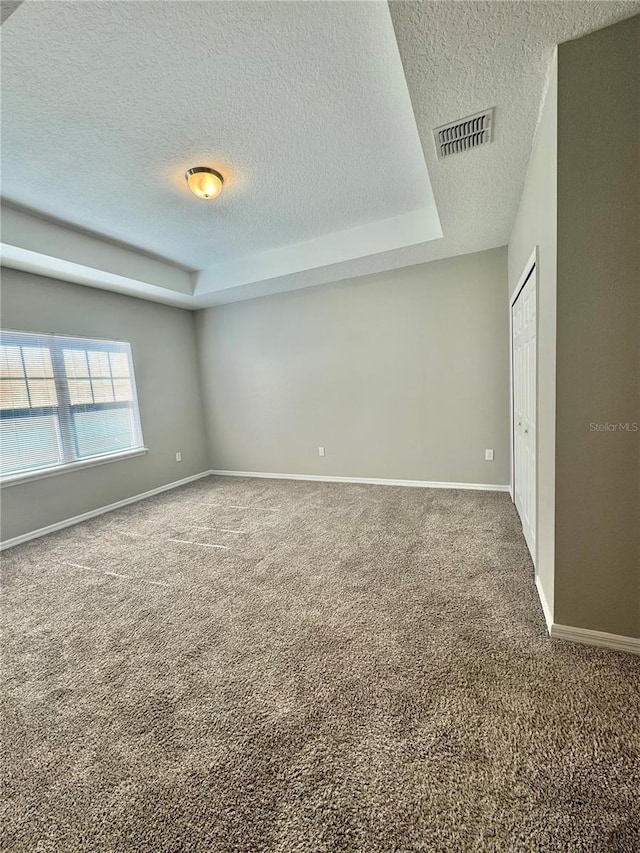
top-left (388, 0), bottom-right (640, 269)
top-left (1, 0), bottom-right (639, 307)
top-left (1, 1), bottom-right (440, 278)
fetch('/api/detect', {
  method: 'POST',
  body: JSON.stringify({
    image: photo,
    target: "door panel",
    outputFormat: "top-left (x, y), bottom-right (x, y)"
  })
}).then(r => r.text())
top-left (512, 267), bottom-right (537, 563)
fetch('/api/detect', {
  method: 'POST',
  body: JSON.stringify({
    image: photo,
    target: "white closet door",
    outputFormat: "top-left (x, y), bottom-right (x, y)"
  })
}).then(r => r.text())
top-left (512, 267), bottom-right (537, 563)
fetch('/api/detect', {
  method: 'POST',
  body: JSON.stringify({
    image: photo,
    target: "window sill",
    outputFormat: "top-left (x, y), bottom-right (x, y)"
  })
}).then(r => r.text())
top-left (0, 447), bottom-right (149, 488)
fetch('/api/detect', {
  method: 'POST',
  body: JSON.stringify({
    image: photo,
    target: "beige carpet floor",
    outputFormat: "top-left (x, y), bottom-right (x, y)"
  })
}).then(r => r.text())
top-left (1, 476), bottom-right (639, 852)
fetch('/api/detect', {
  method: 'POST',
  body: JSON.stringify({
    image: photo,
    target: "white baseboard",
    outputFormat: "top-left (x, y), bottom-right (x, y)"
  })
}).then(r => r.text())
top-left (533, 575), bottom-right (638, 655)
top-left (551, 623), bottom-right (640, 656)
top-left (210, 470), bottom-right (510, 492)
top-left (0, 471), bottom-right (212, 551)
top-left (536, 575), bottom-right (640, 655)
top-left (534, 574), bottom-right (553, 633)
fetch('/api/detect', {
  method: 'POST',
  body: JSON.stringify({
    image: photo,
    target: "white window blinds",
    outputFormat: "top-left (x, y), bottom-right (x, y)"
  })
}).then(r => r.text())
top-left (0, 330), bottom-right (144, 480)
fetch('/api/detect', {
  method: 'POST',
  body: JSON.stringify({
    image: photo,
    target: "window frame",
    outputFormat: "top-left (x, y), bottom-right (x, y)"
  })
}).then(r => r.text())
top-left (0, 329), bottom-right (148, 487)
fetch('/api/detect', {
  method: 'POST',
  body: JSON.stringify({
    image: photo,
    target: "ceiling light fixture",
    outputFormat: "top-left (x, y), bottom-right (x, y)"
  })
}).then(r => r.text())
top-left (185, 166), bottom-right (224, 200)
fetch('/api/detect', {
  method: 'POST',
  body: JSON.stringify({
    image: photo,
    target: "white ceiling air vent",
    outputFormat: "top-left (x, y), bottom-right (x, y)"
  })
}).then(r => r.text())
top-left (433, 108), bottom-right (495, 160)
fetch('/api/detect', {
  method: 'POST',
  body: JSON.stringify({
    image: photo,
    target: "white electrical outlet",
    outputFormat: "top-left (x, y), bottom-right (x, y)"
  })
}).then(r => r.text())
top-left (485, 449), bottom-right (494, 461)
top-left (176, 452), bottom-right (182, 462)
top-left (318, 446), bottom-right (325, 457)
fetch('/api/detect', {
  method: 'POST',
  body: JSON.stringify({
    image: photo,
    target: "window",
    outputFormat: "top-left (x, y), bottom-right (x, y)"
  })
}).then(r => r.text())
top-left (0, 330), bottom-right (145, 482)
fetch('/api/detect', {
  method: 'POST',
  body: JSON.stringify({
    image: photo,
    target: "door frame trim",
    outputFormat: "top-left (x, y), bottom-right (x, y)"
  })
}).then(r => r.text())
top-left (509, 247), bottom-right (538, 562)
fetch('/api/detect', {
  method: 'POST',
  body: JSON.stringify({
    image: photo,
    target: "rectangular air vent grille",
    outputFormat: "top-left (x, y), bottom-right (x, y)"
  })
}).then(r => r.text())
top-left (434, 108), bottom-right (495, 160)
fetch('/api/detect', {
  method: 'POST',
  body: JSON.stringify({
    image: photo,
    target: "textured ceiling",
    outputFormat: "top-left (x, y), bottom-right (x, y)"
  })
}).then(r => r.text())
top-left (2, 0), bottom-right (639, 306)
top-left (386, 0), bottom-right (640, 270)
top-left (0, 0), bottom-right (438, 271)
top-left (203, 0), bottom-right (638, 305)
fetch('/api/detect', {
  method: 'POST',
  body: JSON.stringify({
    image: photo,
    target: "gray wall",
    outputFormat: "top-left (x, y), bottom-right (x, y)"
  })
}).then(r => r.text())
top-left (508, 54), bottom-right (558, 617)
top-left (0, 268), bottom-right (209, 541)
top-left (196, 247), bottom-right (510, 486)
top-left (555, 17), bottom-right (639, 638)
